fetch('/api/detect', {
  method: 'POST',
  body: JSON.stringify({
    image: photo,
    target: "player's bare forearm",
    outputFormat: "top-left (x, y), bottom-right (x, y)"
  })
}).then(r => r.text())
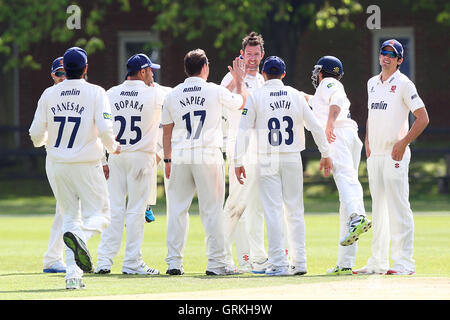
top-left (162, 123), bottom-right (174, 179)
top-left (391, 107), bottom-right (429, 161)
top-left (326, 105), bottom-right (340, 143)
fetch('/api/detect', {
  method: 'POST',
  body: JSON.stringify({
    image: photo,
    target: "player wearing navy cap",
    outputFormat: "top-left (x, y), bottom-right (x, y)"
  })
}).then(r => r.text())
top-left (354, 39), bottom-right (429, 275)
top-left (308, 55), bottom-right (371, 276)
top-left (234, 56), bottom-right (332, 276)
top-left (29, 47), bottom-right (121, 289)
top-left (95, 53), bottom-right (165, 276)
top-left (50, 57), bottom-right (66, 84)
top-left (42, 56), bottom-right (67, 274)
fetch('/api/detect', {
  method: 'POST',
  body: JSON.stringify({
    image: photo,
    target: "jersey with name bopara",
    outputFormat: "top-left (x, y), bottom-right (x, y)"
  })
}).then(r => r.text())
top-left (107, 80), bottom-right (165, 153)
top-left (161, 76), bottom-right (243, 150)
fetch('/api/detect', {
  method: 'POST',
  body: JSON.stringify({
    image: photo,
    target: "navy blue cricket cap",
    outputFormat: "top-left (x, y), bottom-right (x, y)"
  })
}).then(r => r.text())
top-left (263, 56), bottom-right (286, 75)
top-left (380, 39), bottom-right (404, 58)
top-left (51, 57), bottom-right (64, 73)
top-left (125, 53), bottom-right (160, 79)
top-left (63, 47), bottom-right (88, 70)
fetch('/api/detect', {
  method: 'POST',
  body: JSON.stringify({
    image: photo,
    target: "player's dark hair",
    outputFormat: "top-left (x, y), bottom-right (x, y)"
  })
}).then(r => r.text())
top-left (128, 70), bottom-right (140, 77)
top-left (265, 73), bottom-right (283, 80)
top-left (184, 49), bottom-right (208, 77)
top-left (66, 67), bottom-right (85, 79)
top-left (320, 70), bottom-right (340, 80)
top-left (242, 32), bottom-right (264, 52)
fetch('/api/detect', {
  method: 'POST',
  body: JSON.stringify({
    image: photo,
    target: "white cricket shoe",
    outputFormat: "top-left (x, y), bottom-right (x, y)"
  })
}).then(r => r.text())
top-left (288, 265), bottom-right (307, 276)
top-left (252, 258), bottom-right (271, 274)
top-left (122, 263), bottom-right (160, 275)
top-left (43, 261), bottom-right (66, 273)
top-left (239, 261), bottom-right (253, 273)
top-left (265, 266), bottom-right (289, 276)
top-left (206, 265), bottom-right (242, 276)
top-left (66, 278), bottom-right (85, 290)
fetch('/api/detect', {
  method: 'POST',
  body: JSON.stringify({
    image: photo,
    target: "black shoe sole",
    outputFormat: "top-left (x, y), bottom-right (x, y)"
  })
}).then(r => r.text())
top-left (63, 232), bottom-right (92, 272)
top-left (166, 269), bottom-right (184, 275)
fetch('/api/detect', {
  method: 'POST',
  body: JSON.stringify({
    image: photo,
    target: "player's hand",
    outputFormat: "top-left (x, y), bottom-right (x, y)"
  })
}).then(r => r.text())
top-left (319, 157), bottom-right (332, 177)
top-left (228, 57), bottom-right (245, 82)
top-left (325, 124), bottom-right (336, 143)
top-left (165, 162), bottom-right (171, 179)
top-left (113, 144), bottom-right (121, 155)
top-left (102, 165), bottom-right (109, 180)
top-left (392, 139), bottom-right (407, 161)
top-left (365, 140), bottom-right (371, 158)
top-left (235, 166), bottom-right (246, 184)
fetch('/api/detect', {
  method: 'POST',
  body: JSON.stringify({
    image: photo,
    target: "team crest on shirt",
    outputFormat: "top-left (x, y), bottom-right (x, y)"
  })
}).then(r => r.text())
top-left (390, 85), bottom-right (397, 93)
top-left (395, 163), bottom-right (400, 168)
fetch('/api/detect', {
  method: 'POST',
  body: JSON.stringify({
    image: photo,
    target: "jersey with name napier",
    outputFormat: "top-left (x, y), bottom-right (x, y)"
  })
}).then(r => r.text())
top-left (367, 70), bottom-right (424, 155)
top-left (161, 76), bottom-right (243, 150)
top-left (29, 79), bottom-right (117, 162)
top-left (107, 80), bottom-right (165, 153)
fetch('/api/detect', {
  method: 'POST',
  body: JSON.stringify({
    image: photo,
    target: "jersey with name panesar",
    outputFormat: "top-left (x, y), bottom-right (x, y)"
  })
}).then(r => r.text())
top-left (107, 80), bottom-right (165, 153)
top-left (367, 70), bottom-right (425, 155)
top-left (29, 79), bottom-right (117, 162)
top-left (161, 77), bottom-right (243, 150)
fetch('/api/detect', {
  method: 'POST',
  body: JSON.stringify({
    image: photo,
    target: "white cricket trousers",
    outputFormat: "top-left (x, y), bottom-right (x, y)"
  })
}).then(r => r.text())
top-left (97, 151), bottom-right (156, 270)
top-left (365, 147), bottom-right (415, 273)
top-left (165, 148), bottom-right (228, 272)
top-left (258, 153), bottom-right (306, 270)
top-left (43, 157), bottom-right (65, 268)
top-left (48, 159), bottom-right (111, 280)
top-left (224, 158), bottom-right (268, 267)
top-left (330, 127), bottom-right (366, 268)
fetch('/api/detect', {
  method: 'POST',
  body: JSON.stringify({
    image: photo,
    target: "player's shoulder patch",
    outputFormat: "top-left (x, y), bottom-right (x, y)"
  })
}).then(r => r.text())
top-left (242, 108), bottom-right (248, 115)
top-left (326, 82), bottom-right (335, 89)
top-left (103, 112), bottom-right (112, 120)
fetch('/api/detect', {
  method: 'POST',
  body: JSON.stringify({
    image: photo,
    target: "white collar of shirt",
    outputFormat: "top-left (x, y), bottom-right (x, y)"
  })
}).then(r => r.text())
top-left (263, 79), bottom-right (284, 87)
top-left (184, 76), bottom-right (206, 84)
top-left (62, 79), bottom-right (86, 85)
top-left (123, 80), bottom-right (146, 86)
top-left (377, 69), bottom-right (400, 85)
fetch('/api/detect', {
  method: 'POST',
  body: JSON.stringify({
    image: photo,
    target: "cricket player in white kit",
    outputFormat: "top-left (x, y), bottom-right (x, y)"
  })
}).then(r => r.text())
top-left (29, 47), bottom-right (120, 289)
top-left (42, 57), bottom-right (67, 274)
top-left (221, 32), bottom-right (269, 273)
top-left (235, 56), bottom-right (333, 276)
top-left (355, 40), bottom-right (429, 275)
top-left (95, 54), bottom-right (164, 275)
top-left (162, 49), bottom-right (247, 276)
top-left (308, 56), bottom-right (371, 275)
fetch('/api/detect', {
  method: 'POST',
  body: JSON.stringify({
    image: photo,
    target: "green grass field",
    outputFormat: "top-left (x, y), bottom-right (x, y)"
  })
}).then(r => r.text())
top-left (0, 212), bottom-right (449, 300)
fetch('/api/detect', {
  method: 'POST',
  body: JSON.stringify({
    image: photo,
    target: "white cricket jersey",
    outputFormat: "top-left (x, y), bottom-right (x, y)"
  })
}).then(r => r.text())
top-left (367, 70), bottom-right (425, 155)
top-left (309, 77), bottom-right (357, 130)
top-left (161, 76), bottom-right (243, 150)
top-left (29, 79), bottom-right (118, 162)
top-left (234, 79), bottom-right (330, 166)
top-left (107, 80), bottom-right (164, 153)
top-left (220, 72), bottom-right (265, 146)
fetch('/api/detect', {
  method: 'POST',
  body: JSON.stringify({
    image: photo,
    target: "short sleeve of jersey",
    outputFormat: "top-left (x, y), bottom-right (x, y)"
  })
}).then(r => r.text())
top-left (402, 80), bottom-right (425, 113)
top-left (217, 85), bottom-right (243, 110)
top-left (321, 80), bottom-right (342, 107)
top-left (220, 72), bottom-right (233, 87)
top-left (161, 94), bottom-right (174, 125)
top-left (239, 94), bottom-right (256, 130)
